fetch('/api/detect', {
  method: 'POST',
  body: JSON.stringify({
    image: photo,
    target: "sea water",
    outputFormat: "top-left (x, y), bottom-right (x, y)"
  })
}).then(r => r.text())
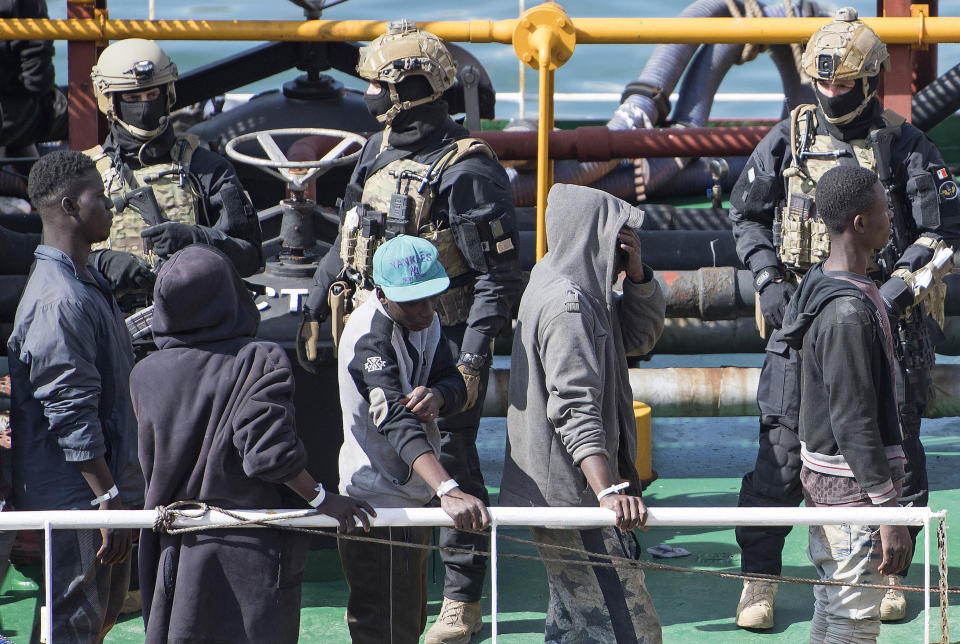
top-left (45, 0), bottom-right (960, 122)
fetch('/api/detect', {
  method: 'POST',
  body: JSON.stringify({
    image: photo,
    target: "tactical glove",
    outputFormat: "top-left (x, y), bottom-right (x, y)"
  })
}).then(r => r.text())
top-left (457, 352), bottom-right (487, 412)
top-left (295, 305), bottom-right (331, 373)
top-left (90, 249), bottom-right (156, 294)
top-left (757, 279), bottom-right (796, 330)
top-left (879, 276), bottom-right (914, 320)
top-left (140, 222), bottom-right (205, 258)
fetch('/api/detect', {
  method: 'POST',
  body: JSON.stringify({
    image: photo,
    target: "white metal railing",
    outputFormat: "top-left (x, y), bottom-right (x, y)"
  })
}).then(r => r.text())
top-left (0, 506), bottom-right (944, 643)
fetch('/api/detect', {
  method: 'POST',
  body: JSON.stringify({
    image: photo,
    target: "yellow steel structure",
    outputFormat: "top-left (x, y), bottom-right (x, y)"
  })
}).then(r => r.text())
top-left (3, 15), bottom-right (960, 45)
top-left (5, 3), bottom-right (960, 257)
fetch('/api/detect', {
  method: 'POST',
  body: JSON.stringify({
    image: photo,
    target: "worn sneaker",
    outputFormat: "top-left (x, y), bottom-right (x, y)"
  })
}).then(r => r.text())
top-left (880, 574), bottom-right (907, 621)
top-left (735, 580), bottom-right (777, 629)
top-left (424, 597), bottom-right (483, 644)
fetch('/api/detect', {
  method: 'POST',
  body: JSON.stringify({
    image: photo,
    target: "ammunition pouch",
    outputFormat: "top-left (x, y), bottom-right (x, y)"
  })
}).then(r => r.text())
top-left (449, 204), bottom-right (519, 274)
top-left (436, 284), bottom-right (474, 327)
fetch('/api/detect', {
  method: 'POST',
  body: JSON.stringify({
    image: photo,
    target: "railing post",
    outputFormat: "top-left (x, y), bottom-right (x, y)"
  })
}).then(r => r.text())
top-left (512, 2), bottom-right (575, 261)
top-left (490, 520), bottom-right (499, 643)
top-left (43, 520), bottom-right (53, 644)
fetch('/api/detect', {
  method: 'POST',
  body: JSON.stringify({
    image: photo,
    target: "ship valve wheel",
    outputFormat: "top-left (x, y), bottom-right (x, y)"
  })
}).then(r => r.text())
top-left (225, 128), bottom-right (367, 277)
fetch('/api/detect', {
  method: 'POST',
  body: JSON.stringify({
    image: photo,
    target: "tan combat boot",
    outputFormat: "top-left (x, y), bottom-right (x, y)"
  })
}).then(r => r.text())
top-left (880, 575), bottom-right (907, 621)
top-left (735, 580), bottom-right (777, 629)
top-left (424, 597), bottom-right (483, 644)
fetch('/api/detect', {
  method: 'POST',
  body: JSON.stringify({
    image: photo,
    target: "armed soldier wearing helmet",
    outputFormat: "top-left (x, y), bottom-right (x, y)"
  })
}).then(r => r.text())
top-left (729, 7), bottom-right (960, 630)
top-left (298, 20), bottom-right (520, 643)
top-left (86, 39), bottom-right (262, 301)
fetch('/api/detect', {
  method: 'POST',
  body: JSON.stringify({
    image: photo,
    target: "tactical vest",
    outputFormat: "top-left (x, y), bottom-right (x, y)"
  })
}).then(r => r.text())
top-left (340, 137), bottom-right (495, 327)
top-left (777, 105), bottom-right (902, 270)
top-left (85, 136), bottom-right (201, 264)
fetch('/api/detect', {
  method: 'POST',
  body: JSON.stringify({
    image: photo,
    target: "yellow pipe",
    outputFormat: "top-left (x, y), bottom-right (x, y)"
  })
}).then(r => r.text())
top-left (536, 62), bottom-right (554, 260)
top-left (1, 15), bottom-right (960, 44)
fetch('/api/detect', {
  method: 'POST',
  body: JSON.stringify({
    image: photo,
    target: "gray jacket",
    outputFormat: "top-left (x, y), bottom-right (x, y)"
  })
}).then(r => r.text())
top-left (7, 246), bottom-right (138, 510)
top-left (500, 184), bottom-right (665, 508)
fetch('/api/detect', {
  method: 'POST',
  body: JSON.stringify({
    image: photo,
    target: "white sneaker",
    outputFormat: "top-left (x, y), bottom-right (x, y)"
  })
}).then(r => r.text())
top-left (880, 574), bottom-right (907, 621)
top-left (735, 580), bottom-right (777, 629)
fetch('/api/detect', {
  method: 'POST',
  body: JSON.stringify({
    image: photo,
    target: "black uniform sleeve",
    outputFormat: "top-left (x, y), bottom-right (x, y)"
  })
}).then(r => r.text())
top-left (438, 154), bottom-right (522, 356)
top-left (429, 333), bottom-right (468, 416)
top-left (189, 148), bottom-right (263, 277)
top-left (728, 119), bottom-right (792, 278)
top-left (8, 0), bottom-right (54, 96)
top-left (893, 127), bottom-right (960, 270)
top-left (347, 329), bottom-right (435, 467)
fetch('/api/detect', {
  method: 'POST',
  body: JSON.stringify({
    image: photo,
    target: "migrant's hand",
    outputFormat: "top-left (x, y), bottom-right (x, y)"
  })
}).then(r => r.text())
top-left (318, 494), bottom-right (376, 533)
top-left (878, 524), bottom-right (913, 575)
top-left (400, 386), bottom-right (444, 423)
top-left (0, 428), bottom-right (9, 450)
top-left (618, 226), bottom-right (645, 282)
top-left (96, 496), bottom-right (133, 566)
top-left (141, 222), bottom-right (202, 258)
top-left (0, 374), bottom-right (10, 396)
top-left (757, 279), bottom-right (796, 330)
top-left (440, 488), bottom-right (490, 531)
top-left (600, 493), bottom-right (649, 532)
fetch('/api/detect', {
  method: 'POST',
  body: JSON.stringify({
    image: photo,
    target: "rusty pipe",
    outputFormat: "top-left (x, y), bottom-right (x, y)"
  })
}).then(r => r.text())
top-left (473, 125), bottom-right (770, 161)
top-left (482, 364), bottom-right (960, 417)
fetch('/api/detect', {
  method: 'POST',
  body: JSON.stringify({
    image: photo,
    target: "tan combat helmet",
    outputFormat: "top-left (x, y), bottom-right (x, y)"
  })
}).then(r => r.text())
top-left (91, 38), bottom-right (178, 139)
top-left (356, 20), bottom-right (457, 125)
top-left (800, 7), bottom-right (890, 124)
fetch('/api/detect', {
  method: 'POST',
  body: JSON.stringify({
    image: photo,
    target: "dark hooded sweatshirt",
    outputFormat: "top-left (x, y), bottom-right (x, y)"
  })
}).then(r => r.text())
top-left (777, 262), bottom-right (904, 505)
top-left (130, 245), bottom-right (308, 644)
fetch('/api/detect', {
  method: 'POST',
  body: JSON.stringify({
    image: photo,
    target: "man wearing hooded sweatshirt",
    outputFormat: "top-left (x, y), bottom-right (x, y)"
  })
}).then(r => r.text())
top-left (778, 166), bottom-right (912, 643)
top-left (299, 21), bottom-right (519, 643)
top-left (729, 8), bottom-right (960, 627)
top-left (500, 184), bottom-right (666, 643)
top-left (129, 244), bottom-right (374, 643)
top-left (85, 39), bottom-right (261, 301)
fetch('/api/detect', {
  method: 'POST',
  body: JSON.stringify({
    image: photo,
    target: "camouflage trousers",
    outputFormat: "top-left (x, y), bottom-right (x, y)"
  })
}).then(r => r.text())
top-left (531, 526), bottom-right (662, 644)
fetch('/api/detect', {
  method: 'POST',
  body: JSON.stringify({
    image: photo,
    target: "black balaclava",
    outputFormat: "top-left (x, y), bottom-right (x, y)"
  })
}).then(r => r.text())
top-left (112, 120), bottom-right (176, 165)
top-left (816, 76), bottom-right (882, 141)
top-left (118, 94), bottom-right (167, 133)
top-left (370, 76), bottom-right (449, 148)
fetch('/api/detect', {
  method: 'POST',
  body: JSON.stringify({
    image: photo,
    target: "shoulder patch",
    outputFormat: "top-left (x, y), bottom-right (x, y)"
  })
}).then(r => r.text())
top-left (364, 356), bottom-right (387, 372)
top-left (563, 288), bottom-right (581, 313)
top-left (939, 180), bottom-right (957, 201)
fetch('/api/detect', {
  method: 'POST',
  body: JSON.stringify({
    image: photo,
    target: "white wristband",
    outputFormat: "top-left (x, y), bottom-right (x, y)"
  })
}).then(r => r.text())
top-left (436, 479), bottom-right (459, 497)
top-left (91, 485), bottom-right (119, 507)
top-left (308, 484), bottom-right (327, 508)
top-left (597, 482), bottom-right (630, 500)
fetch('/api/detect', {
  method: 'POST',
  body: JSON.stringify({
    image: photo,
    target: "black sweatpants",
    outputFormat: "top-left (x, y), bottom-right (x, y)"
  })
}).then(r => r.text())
top-left (436, 323), bottom-right (491, 603)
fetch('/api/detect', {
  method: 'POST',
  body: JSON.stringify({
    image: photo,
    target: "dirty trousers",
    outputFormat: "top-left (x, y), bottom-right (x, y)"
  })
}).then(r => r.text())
top-left (531, 526), bottom-right (662, 644)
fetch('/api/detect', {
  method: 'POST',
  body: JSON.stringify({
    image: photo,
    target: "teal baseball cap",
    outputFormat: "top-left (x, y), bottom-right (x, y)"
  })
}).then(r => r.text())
top-left (373, 235), bottom-right (450, 302)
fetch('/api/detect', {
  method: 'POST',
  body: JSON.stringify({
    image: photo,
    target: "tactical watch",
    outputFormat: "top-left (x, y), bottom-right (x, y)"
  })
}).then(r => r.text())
top-left (754, 267), bottom-right (782, 293)
top-left (458, 352), bottom-right (487, 370)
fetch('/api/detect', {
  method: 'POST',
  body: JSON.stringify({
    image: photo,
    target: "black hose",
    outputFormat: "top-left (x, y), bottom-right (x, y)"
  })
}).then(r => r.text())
top-left (913, 61), bottom-right (960, 132)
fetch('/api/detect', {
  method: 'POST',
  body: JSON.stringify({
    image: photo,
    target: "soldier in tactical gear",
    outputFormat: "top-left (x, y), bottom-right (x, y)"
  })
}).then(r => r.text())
top-left (298, 21), bottom-right (521, 644)
top-left (729, 7), bottom-right (960, 630)
top-left (86, 38), bottom-right (262, 299)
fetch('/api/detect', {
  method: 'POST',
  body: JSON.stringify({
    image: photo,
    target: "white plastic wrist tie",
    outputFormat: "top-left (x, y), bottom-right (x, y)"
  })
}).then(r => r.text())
top-left (597, 482), bottom-right (630, 500)
top-left (91, 485), bottom-right (119, 506)
top-left (308, 484), bottom-right (327, 508)
top-left (436, 479), bottom-right (459, 497)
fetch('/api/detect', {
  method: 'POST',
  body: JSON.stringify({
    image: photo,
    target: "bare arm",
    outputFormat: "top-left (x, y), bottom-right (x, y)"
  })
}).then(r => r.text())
top-left (581, 454), bottom-right (648, 532)
top-left (73, 457), bottom-right (131, 566)
top-left (283, 469), bottom-right (375, 532)
top-left (412, 452), bottom-right (489, 531)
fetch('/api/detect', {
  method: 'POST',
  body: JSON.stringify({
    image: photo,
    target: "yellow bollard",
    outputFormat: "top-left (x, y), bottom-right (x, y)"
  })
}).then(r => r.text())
top-left (633, 401), bottom-right (657, 487)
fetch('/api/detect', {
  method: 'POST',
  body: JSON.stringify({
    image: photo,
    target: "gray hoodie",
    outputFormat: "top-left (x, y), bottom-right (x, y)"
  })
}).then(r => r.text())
top-left (500, 184), bottom-right (666, 508)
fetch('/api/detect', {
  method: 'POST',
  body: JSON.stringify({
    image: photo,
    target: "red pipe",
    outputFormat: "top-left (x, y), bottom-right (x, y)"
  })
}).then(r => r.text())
top-left (469, 126), bottom-right (770, 161)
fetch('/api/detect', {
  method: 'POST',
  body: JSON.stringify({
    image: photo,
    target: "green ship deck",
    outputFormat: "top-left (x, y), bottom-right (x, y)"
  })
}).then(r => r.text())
top-left (4, 389), bottom-right (959, 643)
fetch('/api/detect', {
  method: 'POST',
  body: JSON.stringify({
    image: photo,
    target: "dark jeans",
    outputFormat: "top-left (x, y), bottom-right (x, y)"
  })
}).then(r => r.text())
top-left (436, 323), bottom-right (490, 603)
top-left (35, 528), bottom-right (130, 644)
top-left (338, 526), bottom-right (431, 644)
top-left (736, 335), bottom-right (929, 577)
